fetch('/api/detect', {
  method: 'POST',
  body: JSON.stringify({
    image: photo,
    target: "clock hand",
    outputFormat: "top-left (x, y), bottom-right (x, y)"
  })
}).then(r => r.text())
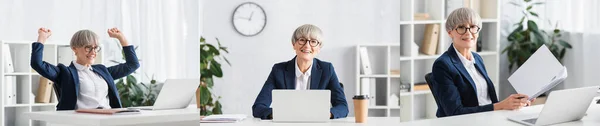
top-left (249, 11), bottom-right (254, 21)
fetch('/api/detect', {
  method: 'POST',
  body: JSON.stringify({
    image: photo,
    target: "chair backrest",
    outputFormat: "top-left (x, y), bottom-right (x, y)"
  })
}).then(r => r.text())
top-left (340, 82), bottom-right (344, 89)
top-left (424, 73), bottom-right (441, 111)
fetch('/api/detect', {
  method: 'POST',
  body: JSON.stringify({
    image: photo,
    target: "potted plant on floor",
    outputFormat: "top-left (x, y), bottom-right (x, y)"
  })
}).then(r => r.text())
top-left (199, 36), bottom-right (230, 116)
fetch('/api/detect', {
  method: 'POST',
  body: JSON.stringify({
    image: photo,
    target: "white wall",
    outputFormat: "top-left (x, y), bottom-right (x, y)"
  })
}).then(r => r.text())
top-left (203, 0), bottom-right (399, 116)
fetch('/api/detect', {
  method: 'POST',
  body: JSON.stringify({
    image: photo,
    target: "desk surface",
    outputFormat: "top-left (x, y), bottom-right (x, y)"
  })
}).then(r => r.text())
top-left (202, 99), bottom-right (600, 126)
top-left (26, 107), bottom-right (200, 126)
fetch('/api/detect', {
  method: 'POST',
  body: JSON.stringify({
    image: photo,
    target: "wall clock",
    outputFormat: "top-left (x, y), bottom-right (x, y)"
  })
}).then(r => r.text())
top-left (232, 2), bottom-right (267, 37)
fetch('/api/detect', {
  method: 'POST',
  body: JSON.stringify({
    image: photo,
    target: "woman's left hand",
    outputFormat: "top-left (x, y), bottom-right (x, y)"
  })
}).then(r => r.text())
top-left (107, 28), bottom-right (124, 39)
top-left (107, 28), bottom-right (129, 46)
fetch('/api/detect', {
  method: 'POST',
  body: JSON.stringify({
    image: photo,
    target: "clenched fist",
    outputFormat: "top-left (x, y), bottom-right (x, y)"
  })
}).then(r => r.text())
top-left (37, 28), bottom-right (52, 44)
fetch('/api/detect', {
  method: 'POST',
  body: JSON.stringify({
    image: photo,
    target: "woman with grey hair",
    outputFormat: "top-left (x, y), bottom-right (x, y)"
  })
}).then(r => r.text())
top-left (31, 27), bottom-right (139, 110)
top-left (252, 24), bottom-right (348, 119)
top-left (430, 8), bottom-right (534, 117)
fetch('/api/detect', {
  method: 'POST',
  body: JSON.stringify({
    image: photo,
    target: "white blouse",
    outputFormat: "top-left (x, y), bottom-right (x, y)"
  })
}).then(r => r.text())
top-left (73, 61), bottom-right (111, 109)
top-left (294, 59), bottom-right (312, 90)
top-left (453, 46), bottom-right (492, 106)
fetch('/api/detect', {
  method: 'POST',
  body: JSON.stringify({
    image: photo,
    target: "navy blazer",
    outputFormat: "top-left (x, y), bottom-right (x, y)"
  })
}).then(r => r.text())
top-left (30, 42), bottom-right (140, 110)
top-left (430, 45), bottom-right (499, 117)
top-left (252, 57), bottom-right (349, 119)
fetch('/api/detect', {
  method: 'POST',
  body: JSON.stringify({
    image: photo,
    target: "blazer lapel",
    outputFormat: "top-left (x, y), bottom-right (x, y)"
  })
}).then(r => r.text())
top-left (284, 57), bottom-right (296, 89)
top-left (68, 63), bottom-right (80, 95)
top-left (310, 59), bottom-right (322, 89)
top-left (448, 45), bottom-right (478, 95)
top-left (474, 56), bottom-right (499, 102)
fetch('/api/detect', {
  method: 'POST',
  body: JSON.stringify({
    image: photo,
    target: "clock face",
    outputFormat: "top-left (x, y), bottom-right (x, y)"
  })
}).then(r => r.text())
top-left (232, 2), bottom-right (267, 37)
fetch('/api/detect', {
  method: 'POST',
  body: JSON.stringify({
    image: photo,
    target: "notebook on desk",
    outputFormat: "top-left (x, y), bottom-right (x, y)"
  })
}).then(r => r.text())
top-left (76, 108), bottom-right (140, 115)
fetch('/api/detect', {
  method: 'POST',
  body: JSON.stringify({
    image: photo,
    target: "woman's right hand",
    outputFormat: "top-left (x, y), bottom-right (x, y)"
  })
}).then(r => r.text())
top-left (37, 27), bottom-right (52, 44)
top-left (494, 94), bottom-right (529, 110)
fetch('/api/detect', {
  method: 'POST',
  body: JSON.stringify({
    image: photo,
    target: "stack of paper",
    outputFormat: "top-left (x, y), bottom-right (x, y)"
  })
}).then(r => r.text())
top-left (508, 45), bottom-right (568, 100)
top-left (200, 114), bottom-right (246, 123)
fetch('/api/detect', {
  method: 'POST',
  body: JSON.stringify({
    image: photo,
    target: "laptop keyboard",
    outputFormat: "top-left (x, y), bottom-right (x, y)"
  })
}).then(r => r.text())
top-left (523, 118), bottom-right (538, 124)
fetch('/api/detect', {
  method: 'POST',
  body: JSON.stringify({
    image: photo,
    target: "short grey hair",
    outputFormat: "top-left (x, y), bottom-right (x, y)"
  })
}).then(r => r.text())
top-left (445, 8), bottom-right (482, 32)
top-left (291, 24), bottom-right (323, 46)
top-left (70, 29), bottom-right (98, 48)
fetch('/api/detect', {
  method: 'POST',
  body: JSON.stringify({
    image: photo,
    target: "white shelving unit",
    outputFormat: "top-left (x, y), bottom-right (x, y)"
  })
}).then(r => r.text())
top-left (355, 44), bottom-right (401, 117)
top-left (0, 40), bottom-right (104, 126)
top-left (398, 0), bottom-right (501, 122)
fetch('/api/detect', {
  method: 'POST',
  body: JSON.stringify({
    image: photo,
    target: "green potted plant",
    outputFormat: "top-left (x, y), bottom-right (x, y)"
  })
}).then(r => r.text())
top-left (111, 42), bottom-right (159, 107)
top-left (199, 36), bottom-right (230, 116)
top-left (503, 0), bottom-right (572, 72)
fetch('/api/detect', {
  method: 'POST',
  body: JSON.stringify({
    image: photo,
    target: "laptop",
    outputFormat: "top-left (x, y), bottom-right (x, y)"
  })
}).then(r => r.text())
top-left (271, 90), bottom-right (330, 122)
top-left (508, 86), bottom-right (599, 126)
top-left (128, 79), bottom-right (200, 110)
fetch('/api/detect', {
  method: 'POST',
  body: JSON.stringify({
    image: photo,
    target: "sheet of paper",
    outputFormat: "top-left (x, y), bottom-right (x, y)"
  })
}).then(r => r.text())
top-left (508, 45), bottom-right (567, 100)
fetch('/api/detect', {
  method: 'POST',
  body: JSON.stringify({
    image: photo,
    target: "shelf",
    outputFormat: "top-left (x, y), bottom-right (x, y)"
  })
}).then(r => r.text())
top-left (400, 56), bottom-right (411, 61)
top-left (413, 54), bottom-right (442, 60)
top-left (358, 43), bottom-right (400, 47)
top-left (360, 75), bottom-right (393, 78)
top-left (368, 106), bottom-right (389, 109)
top-left (4, 73), bottom-right (31, 76)
top-left (31, 103), bottom-right (58, 107)
top-left (399, 21), bottom-right (412, 25)
top-left (478, 51), bottom-right (498, 56)
top-left (413, 20), bottom-right (443, 24)
top-left (481, 19), bottom-right (498, 23)
top-left (414, 90), bottom-right (432, 95)
top-left (4, 104), bottom-right (31, 107)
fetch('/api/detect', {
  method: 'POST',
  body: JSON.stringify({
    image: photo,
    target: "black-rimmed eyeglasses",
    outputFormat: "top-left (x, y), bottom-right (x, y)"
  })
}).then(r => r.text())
top-left (295, 38), bottom-right (320, 47)
top-left (454, 25), bottom-right (481, 35)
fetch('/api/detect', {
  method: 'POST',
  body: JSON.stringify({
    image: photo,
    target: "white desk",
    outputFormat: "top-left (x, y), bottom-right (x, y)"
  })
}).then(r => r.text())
top-left (202, 98), bottom-right (600, 126)
top-left (26, 107), bottom-right (200, 126)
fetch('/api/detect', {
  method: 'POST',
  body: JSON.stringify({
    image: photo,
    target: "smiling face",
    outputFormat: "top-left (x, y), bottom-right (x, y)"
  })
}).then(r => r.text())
top-left (72, 44), bottom-right (99, 65)
top-left (291, 24), bottom-right (323, 62)
top-left (448, 24), bottom-right (480, 49)
top-left (70, 30), bottom-right (100, 66)
top-left (445, 8), bottom-right (482, 50)
top-left (293, 37), bottom-right (321, 62)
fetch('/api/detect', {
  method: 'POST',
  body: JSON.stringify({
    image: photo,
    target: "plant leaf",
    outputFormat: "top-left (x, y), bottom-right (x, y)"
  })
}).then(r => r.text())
top-left (529, 11), bottom-right (539, 17)
top-left (200, 86), bottom-right (210, 105)
top-left (524, 0), bottom-right (532, 3)
top-left (222, 57), bottom-right (231, 66)
top-left (212, 100), bottom-right (223, 114)
top-left (527, 20), bottom-right (538, 31)
top-left (559, 48), bottom-right (566, 60)
top-left (200, 37), bottom-right (206, 43)
top-left (532, 2), bottom-right (544, 5)
top-left (526, 5), bottom-right (532, 10)
top-left (559, 40), bottom-right (572, 48)
top-left (509, 2), bottom-right (521, 7)
top-left (210, 60), bottom-right (223, 77)
top-left (204, 77), bottom-right (214, 88)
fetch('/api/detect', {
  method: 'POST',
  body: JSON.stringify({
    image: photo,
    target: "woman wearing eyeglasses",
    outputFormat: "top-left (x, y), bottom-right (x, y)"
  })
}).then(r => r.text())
top-left (430, 8), bottom-right (534, 117)
top-left (252, 24), bottom-right (348, 119)
top-left (31, 28), bottom-right (139, 110)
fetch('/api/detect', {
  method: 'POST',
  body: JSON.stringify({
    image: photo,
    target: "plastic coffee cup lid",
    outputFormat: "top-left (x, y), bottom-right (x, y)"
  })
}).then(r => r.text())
top-left (353, 95), bottom-right (368, 99)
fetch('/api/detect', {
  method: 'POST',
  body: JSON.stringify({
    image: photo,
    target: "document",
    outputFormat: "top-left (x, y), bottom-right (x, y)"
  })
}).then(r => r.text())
top-left (75, 109), bottom-right (141, 115)
top-left (508, 45), bottom-right (568, 101)
top-left (200, 114), bottom-right (246, 123)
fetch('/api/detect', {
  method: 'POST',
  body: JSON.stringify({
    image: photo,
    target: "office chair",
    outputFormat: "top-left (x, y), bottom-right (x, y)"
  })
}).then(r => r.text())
top-left (425, 73), bottom-right (441, 112)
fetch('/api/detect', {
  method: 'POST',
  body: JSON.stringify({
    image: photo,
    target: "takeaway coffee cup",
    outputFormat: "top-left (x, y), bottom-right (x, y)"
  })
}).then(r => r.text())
top-left (353, 95), bottom-right (368, 123)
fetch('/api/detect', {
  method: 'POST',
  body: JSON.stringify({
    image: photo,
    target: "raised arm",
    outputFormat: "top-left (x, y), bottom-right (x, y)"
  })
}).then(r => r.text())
top-left (30, 28), bottom-right (61, 82)
top-left (106, 28), bottom-right (140, 79)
